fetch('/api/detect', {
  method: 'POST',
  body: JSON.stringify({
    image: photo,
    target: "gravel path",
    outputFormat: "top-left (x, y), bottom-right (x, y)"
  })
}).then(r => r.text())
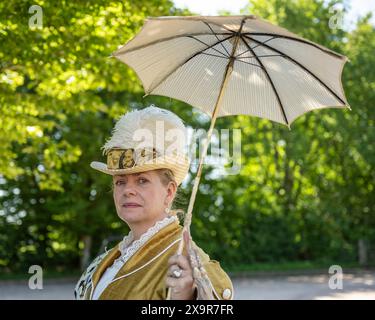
top-left (0, 271), bottom-right (374, 300)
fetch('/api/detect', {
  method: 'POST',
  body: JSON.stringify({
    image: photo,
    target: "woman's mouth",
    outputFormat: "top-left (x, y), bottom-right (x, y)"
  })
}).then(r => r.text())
top-left (122, 203), bottom-right (142, 208)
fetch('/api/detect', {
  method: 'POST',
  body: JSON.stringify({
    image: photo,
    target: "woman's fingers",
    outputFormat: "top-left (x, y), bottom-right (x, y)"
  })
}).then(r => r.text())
top-left (169, 230), bottom-right (192, 268)
top-left (166, 272), bottom-right (194, 288)
top-left (165, 231), bottom-right (197, 300)
top-left (167, 264), bottom-right (185, 278)
top-left (168, 254), bottom-right (191, 271)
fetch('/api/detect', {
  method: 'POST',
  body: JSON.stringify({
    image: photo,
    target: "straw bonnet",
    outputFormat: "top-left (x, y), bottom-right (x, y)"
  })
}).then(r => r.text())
top-left (90, 105), bottom-right (190, 186)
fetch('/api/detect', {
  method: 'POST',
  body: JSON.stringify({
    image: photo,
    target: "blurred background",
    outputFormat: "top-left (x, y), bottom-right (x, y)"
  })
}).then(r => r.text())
top-left (0, 0), bottom-right (374, 299)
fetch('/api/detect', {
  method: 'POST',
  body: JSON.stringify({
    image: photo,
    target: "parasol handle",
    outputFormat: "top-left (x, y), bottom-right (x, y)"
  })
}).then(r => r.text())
top-left (165, 66), bottom-right (230, 299)
top-left (165, 111), bottom-right (219, 299)
top-left (166, 227), bottom-right (186, 300)
top-left (166, 28), bottom-right (242, 300)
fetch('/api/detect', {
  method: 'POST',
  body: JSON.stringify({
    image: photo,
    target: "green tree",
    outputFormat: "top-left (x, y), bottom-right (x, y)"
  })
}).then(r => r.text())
top-left (0, 0), bottom-right (191, 272)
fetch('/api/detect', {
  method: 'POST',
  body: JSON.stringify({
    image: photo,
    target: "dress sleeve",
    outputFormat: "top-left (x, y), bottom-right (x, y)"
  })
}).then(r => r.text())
top-left (189, 241), bottom-right (234, 300)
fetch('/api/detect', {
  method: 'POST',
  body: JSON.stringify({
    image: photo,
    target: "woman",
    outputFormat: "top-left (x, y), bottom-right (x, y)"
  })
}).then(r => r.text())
top-left (74, 105), bottom-right (233, 300)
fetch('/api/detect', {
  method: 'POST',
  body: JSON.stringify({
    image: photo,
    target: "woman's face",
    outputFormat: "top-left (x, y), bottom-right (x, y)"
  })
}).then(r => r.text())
top-left (113, 170), bottom-right (176, 227)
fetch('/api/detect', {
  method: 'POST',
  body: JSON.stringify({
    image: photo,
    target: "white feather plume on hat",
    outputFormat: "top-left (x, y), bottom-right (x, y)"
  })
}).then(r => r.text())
top-left (101, 105), bottom-right (187, 155)
top-left (90, 105), bottom-right (190, 185)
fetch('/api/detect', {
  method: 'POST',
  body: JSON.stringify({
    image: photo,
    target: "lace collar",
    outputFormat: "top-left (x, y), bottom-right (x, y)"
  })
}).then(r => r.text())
top-left (117, 215), bottom-right (178, 263)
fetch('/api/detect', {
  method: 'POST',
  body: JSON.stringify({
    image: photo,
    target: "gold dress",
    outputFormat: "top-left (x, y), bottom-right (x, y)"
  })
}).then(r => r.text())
top-left (74, 216), bottom-right (233, 300)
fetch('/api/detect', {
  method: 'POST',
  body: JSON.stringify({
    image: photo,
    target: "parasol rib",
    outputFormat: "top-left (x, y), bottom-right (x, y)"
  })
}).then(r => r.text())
top-left (240, 36), bottom-right (290, 127)
top-left (204, 22), bottom-right (231, 57)
top-left (187, 35), bottom-right (229, 58)
top-left (235, 36), bottom-right (276, 58)
top-left (146, 34), bottom-right (235, 94)
top-left (114, 32), bottom-right (234, 56)
top-left (200, 52), bottom-right (231, 60)
top-left (241, 32), bottom-right (346, 59)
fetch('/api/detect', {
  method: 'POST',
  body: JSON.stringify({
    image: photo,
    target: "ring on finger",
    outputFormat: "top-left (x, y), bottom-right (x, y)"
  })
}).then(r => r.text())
top-left (173, 268), bottom-right (182, 278)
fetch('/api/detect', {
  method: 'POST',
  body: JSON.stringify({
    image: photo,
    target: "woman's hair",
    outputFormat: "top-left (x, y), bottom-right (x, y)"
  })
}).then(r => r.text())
top-left (155, 168), bottom-right (176, 187)
top-left (155, 169), bottom-right (185, 219)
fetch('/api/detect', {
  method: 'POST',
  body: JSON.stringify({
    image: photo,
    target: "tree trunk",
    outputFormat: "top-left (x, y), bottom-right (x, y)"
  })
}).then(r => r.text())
top-left (358, 238), bottom-right (368, 267)
top-left (80, 235), bottom-right (92, 271)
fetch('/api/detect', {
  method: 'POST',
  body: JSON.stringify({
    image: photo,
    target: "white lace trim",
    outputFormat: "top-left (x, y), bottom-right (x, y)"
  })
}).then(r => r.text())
top-left (116, 215), bottom-right (178, 265)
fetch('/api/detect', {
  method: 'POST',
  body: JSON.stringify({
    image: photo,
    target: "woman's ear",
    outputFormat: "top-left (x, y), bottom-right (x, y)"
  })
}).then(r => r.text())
top-left (165, 181), bottom-right (177, 204)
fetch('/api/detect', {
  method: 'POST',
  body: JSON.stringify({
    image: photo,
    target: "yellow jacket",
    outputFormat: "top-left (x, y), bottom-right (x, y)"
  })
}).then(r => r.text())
top-left (75, 219), bottom-right (233, 300)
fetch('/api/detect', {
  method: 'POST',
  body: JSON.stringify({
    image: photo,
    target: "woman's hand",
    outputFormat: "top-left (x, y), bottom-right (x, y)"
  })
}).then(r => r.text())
top-left (166, 230), bottom-right (196, 300)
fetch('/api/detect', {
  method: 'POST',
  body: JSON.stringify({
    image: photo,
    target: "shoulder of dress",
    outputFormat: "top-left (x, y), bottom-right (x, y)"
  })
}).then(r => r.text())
top-left (189, 240), bottom-right (211, 262)
top-left (188, 240), bottom-right (234, 300)
top-left (74, 248), bottom-right (115, 300)
top-left (203, 260), bottom-right (234, 300)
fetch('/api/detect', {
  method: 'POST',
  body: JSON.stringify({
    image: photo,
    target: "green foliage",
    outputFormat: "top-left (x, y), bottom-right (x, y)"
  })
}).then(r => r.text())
top-left (0, 0), bottom-right (190, 272)
top-left (191, 0), bottom-right (375, 267)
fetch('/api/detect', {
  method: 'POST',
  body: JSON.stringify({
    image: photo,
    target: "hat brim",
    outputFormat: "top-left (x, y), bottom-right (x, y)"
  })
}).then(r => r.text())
top-left (90, 154), bottom-right (190, 186)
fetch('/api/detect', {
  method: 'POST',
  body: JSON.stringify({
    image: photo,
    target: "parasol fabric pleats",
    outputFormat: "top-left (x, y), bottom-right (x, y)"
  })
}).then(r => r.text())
top-left (114, 18), bottom-right (231, 55)
top-left (220, 59), bottom-right (285, 123)
top-left (153, 48), bottom-right (228, 116)
top-left (117, 36), bottom-right (217, 92)
top-left (252, 36), bottom-right (348, 100)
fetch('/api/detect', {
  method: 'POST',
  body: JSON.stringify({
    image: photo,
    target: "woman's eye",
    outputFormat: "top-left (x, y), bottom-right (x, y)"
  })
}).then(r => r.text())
top-left (116, 181), bottom-right (125, 186)
top-left (138, 178), bottom-right (148, 184)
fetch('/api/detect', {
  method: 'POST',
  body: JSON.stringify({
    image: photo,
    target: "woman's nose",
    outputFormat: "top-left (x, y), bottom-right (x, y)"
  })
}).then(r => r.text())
top-left (123, 182), bottom-right (137, 196)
